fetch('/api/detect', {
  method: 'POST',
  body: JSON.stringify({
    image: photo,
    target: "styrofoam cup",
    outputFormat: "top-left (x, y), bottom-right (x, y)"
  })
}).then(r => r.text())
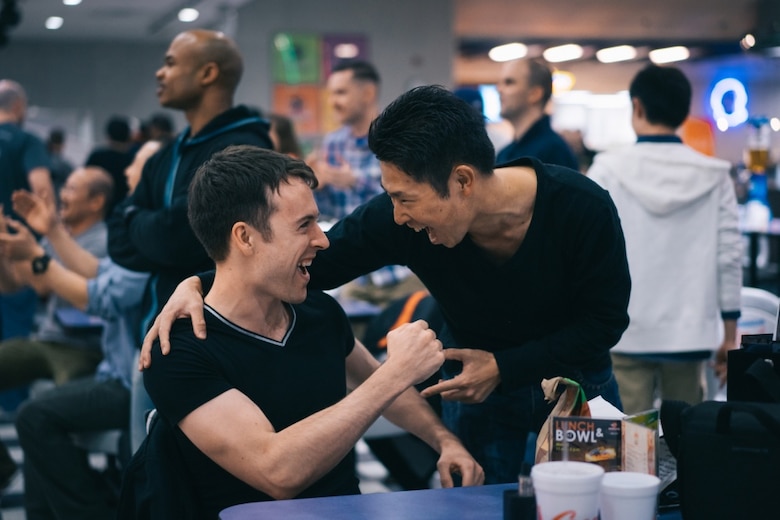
top-left (531, 461), bottom-right (604, 520)
top-left (599, 471), bottom-right (661, 520)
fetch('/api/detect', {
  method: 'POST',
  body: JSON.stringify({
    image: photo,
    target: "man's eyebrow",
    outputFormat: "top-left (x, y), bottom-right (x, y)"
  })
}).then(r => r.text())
top-left (296, 212), bottom-right (319, 225)
top-left (379, 181), bottom-right (401, 197)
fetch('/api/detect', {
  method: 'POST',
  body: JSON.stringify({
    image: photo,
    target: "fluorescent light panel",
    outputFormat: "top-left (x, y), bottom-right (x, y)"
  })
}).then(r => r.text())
top-left (543, 44), bottom-right (583, 63)
top-left (178, 8), bottom-right (200, 23)
top-left (648, 46), bottom-right (690, 64)
top-left (488, 43), bottom-right (528, 62)
top-left (596, 45), bottom-right (637, 63)
top-left (45, 16), bottom-right (64, 30)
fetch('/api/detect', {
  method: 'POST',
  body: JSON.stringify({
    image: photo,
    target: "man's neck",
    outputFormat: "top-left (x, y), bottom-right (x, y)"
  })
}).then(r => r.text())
top-left (634, 121), bottom-right (677, 137)
top-left (0, 112), bottom-right (18, 125)
top-left (64, 215), bottom-right (101, 237)
top-left (467, 166), bottom-right (538, 262)
top-left (206, 268), bottom-right (290, 340)
top-left (184, 96), bottom-right (234, 137)
top-left (347, 107), bottom-right (378, 138)
top-left (509, 107), bottom-right (545, 141)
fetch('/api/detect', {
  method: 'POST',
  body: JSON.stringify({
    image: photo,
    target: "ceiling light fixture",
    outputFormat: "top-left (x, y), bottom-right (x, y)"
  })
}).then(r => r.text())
top-left (63, 0), bottom-right (82, 5)
top-left (648, 46), bottom-right (690, 64)
top-left (45, 16), bottom-right (64, 30)
top-left (595, 45), bottom-right (637, 63)
top-left (334, 43), bottom-right (359, 59)
top-left (740, 33), bottom-right (756, 50)
top-left (543, 44), bottom-right (583, 63)
top-left (178, 7), bottom-right (199, 23)
top-left (488, 42), bottom-right (528, 62)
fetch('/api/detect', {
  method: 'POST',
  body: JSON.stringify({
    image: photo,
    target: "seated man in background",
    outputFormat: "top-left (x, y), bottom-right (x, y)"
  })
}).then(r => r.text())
top-left (0, 141), bottom-right (158, 520)
top-left (142, 146), bottom-right (482, 518)
top-left (0, 166), bottom-right (112, 490)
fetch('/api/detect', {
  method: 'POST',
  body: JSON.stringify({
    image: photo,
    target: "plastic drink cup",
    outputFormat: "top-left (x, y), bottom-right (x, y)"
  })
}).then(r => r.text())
top-left (599, 471), bottom-right (661, 520)
top-left (531, 461), bottom-right (604, 520)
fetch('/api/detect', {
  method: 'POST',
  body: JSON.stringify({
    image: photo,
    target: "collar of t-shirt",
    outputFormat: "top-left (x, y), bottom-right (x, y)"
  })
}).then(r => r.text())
top-left (636, 135), bottom-right (683, 144)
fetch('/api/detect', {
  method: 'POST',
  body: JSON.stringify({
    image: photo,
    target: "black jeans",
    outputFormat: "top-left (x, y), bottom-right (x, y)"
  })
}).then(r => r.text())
top-left (15, 377), bottom-right (129, 520)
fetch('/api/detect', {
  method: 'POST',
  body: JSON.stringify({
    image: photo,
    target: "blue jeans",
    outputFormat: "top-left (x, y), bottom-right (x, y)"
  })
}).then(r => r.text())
top-left (441, 364), bottom-right (622, 484)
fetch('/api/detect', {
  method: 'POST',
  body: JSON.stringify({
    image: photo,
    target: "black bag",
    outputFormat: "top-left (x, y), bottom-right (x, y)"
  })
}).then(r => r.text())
top-left (677, 401), bottom-right (780, 519)
top-left (727, 333), bottom-right (780, 402)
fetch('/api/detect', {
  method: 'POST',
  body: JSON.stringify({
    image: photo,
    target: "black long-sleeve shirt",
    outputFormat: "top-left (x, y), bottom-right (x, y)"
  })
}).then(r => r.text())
top-left (309, 157), bottom-right (631, 391)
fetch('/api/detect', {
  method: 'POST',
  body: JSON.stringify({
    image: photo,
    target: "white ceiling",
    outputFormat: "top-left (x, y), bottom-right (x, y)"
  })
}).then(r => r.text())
top-left (5, 0), bottom-right (255, 43)
top-left (3, 0), bottom-right (767, 51)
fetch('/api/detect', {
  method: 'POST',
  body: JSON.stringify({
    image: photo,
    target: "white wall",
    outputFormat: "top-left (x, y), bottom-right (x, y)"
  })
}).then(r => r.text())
top-left (234, 0), bottom-right (454, 111)
top-left (0, 0), bottom-right (454, 160)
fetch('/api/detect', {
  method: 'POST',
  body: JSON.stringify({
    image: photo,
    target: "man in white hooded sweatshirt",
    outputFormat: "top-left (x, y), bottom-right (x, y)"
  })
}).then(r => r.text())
top-left (587, 64), bottom-right (742, 414)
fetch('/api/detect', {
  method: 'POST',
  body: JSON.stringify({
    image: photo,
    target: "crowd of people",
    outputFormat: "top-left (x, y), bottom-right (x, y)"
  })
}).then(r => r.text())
top-left (0, 24), bottom-right (741, 520)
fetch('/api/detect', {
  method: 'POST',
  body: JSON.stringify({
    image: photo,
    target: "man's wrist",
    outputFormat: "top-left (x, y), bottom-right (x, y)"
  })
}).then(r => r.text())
top-left (31, 252), bottom-right (51, 275)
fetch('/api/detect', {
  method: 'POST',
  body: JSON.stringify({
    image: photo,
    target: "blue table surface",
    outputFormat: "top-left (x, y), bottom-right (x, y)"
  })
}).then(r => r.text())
top-left (219, 483), bottom-right (682, 519)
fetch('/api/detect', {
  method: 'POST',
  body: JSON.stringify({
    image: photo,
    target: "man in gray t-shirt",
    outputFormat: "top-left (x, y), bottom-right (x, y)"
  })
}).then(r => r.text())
top-left (0, 166), bottom-right (112, 488)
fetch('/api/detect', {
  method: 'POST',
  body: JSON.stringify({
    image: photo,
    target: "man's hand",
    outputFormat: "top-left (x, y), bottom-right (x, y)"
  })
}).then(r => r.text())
top-left (436, 437), bottom-right (485, 488)
top-left (0, 218), bottom-right (43, 261)
top-left (420, 348), bottom-right (500, 403)
top-left (138, 276), bottom-right (205, 370)
top-left (306, 151), bottom-right (357, 189)
top-left (384, 320), bottom-right (444, 388)
top-left (712, 338), bottom-right (738, 388)
top-left (316, 160), bottom-right (357, 189)
top-left (12, 190), bottom-right (57, 236)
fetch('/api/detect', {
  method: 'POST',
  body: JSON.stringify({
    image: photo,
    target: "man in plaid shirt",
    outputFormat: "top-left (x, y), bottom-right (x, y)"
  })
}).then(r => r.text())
top-left (309, 60), bottom-right (423, 307)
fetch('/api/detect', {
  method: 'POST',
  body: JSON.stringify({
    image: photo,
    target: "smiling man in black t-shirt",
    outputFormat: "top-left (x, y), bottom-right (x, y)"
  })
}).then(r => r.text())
top-left (143, 146), bottom-right (482, 517)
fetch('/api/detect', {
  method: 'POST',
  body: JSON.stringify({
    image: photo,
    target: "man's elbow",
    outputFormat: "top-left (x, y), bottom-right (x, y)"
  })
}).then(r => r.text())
top-left (252, 469), bottom-right (308, 501)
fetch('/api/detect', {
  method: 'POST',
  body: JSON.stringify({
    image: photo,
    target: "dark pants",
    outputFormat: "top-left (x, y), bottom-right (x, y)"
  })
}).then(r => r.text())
top-left (442, 365), bottom-right (622, 484)
top-left (15, 377), bottom-right (130, 520)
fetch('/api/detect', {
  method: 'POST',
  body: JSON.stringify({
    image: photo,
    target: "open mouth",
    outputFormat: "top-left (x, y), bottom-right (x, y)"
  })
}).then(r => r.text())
top-left (297, 261), bottom-right (311, 276)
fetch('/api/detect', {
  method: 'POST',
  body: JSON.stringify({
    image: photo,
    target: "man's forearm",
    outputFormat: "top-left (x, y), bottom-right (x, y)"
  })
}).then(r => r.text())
top-left (217, 362), bottom-right (415, 500)
top-left (47, 222), bottom-right (99, 279)
top-left (381, 387), bottom-right (456, 453)
top-left (38, 260), bottom-right (89, 310)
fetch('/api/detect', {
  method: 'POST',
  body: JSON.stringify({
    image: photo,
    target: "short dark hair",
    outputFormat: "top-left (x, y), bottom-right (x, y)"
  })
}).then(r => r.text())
top-left (148, 113), bottom-right (174, 135)
top-left (331, 59), bottom-right (380, 85)
top-left (368, 85), bottom-right (494, 198)
top-left (105, 116), bottom-right (131, 142)
top-left (188, 145), bottom-right (318, 262)
top-left (269, 113), bottom-right (303, 158)
top-left (527, 58), bottom-right (554, 106)
top-left (629, 64), bottom-right (691, 129)
top-left (48, 127), bottom-right (65, 145)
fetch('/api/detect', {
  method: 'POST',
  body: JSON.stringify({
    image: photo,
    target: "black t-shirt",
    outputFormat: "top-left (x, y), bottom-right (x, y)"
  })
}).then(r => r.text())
top-left (144, 290), bottom-right (358, 518)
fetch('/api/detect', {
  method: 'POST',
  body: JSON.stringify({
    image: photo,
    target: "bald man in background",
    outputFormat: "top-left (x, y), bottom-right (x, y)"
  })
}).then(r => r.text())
top-left (107, 29), bottom-right (273, 334)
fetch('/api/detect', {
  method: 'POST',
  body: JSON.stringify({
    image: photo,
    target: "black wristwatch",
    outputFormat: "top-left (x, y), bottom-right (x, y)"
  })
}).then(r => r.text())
top-left (31, 254), bottom-right (51, 275)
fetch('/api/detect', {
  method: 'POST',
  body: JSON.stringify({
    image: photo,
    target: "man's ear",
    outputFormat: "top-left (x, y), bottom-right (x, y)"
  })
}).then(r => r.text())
top-left (199, 62), bottom-right (220, 87)
top-left (451, 165), bottom-right (476, 195)
top-left (231, 222), bottom-right (254, 256)
top-left (90, 194), bottom-right (108, 217)
top-left (528, 85), bottom-right (545, 107)
top-left (632, 97), bottom-right (645, 119)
